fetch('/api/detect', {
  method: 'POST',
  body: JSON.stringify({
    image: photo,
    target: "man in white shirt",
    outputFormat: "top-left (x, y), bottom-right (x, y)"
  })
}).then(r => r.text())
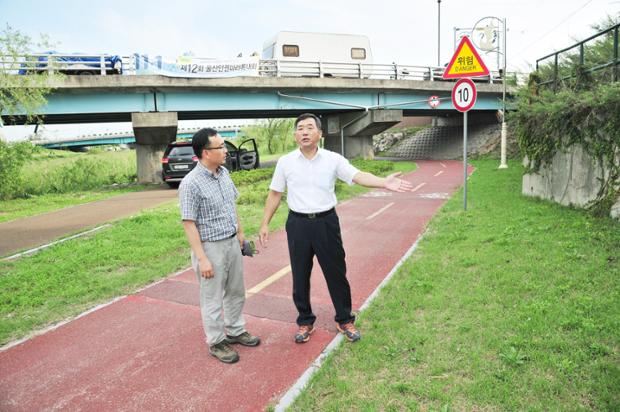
top-left (259, 113), bottom-right (413, 344)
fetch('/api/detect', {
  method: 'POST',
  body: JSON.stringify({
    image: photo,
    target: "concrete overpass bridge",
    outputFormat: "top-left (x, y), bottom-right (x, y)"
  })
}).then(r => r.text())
top-left (3, 75), bottom-right (509, 182)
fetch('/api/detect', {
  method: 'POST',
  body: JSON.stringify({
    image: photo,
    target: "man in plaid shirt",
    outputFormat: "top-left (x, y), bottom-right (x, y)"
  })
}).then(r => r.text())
top-left (179, 128), bottom-right (260, 364)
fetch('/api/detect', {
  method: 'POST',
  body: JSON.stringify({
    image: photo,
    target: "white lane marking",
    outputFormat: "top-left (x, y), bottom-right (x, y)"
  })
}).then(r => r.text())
top-left (245, 265), bottom-right (291, 297)
top-left (434, 170), bottom-right (444, 177)
top-left (418, 192), bottom-right (450, 199)
top-left (440, 162), bottom-right (447, 168)
top-left (365, 202), bottom-right (394, 220)
top-left (362, 191), bottom-right (393, 197)
top-left (412, 182), bottom-right (426, 192)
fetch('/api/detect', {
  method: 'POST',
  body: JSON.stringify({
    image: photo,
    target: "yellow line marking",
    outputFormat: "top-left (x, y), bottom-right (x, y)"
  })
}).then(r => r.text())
top-left (366, 202), bottom-right (394, 220)
top-left (412, 182), bottom-right (426, 192)
top-left (246, 265), bottom-right (291, 297)
top-left (434, 170), bottom-right (444, 177)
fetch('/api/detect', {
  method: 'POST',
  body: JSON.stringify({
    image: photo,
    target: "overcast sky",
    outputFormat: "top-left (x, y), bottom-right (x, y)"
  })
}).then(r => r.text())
top-left (1, 0), bottom-right (618, 140)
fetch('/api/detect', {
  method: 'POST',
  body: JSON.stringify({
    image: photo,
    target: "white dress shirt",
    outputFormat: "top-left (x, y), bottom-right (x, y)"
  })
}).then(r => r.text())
top-left (270, 148), bottom-right (360, 213)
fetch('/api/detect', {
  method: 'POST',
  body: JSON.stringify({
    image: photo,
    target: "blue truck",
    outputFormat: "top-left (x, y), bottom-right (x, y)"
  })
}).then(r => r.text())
top-left (18, 52), bottom-right (123, 75)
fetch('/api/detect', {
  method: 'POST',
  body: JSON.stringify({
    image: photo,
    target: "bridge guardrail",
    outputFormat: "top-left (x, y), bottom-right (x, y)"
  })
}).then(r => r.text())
top-left (0, 53), bottom-right (125, 75)
top-left (4, 54), bottom-right (505, 83)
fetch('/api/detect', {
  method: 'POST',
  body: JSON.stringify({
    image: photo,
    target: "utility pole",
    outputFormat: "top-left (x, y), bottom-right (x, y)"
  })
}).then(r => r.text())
top-left (437, 0), bottom-right (442, 66)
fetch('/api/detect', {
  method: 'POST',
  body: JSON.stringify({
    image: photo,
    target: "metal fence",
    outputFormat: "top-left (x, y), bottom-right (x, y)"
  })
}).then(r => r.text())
top-left (258, 59), bottom-right (503, 82)
top-left (3, 54), bottom-right (505, 83)
top-left (535, 22), bottom-right (619, 91)
top-left (0, 53), bottom-right (124, 75)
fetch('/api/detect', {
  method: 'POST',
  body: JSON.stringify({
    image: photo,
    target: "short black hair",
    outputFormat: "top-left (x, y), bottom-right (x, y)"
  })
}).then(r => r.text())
top-left (295, 113), bottom-right (322, 131)
top-left (192, 128), bottom-right (218, 158)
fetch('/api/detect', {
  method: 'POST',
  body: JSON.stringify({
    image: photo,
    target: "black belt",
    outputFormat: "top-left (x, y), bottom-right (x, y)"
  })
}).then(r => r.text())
top-left (202, 232), bottom-right (235, 243)
top-left (289, 208), bottom-right (335, 219)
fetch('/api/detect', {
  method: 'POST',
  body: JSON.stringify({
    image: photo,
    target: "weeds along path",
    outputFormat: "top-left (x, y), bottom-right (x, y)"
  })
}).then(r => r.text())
top-left (0, 188), bottom-right (178, 258)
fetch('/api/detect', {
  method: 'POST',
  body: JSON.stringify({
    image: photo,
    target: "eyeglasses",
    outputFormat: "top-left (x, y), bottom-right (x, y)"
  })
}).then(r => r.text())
top-left (204, 145), bottom-right (226, 151)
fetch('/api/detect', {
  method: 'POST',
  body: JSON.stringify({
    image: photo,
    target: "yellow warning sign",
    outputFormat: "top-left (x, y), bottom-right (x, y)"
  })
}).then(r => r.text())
top-left (442, 36), bottom-right (490, 79)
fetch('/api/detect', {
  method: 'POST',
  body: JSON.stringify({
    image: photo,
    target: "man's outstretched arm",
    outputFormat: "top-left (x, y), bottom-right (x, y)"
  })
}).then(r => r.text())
top-left (353, 171), bottom-right (413, 192)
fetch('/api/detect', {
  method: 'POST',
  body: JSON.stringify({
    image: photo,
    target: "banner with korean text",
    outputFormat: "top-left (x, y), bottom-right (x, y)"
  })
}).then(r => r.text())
top-left (133, 55), bottom-right (260, 77)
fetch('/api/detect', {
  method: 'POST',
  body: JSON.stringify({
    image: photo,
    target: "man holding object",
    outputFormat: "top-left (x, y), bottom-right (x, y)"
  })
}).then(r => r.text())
top-left (179, 128), bottom-right (260, 364)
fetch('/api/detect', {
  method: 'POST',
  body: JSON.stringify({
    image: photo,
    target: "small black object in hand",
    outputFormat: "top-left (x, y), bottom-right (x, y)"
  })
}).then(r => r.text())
top-left (241, 240), bottom-right (257, 257)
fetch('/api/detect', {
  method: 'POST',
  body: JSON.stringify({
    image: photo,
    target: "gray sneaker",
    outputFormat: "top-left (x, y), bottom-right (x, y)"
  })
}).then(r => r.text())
top-left (226, 331), bottom-right (261, 347)
top-left (209, 341), bottom-right (239, 363)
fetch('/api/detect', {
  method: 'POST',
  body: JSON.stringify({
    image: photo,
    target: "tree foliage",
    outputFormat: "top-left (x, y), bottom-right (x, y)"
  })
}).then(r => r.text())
top-left (535, 14), bottom-right (619, 91)
top-left (0, 25), bottom-right (59, 126)
top-left (243, 118), bottom-right (295, 154)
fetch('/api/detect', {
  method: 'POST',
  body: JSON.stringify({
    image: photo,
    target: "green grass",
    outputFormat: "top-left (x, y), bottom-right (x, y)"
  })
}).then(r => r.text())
top-left (20, 149), bottom-right (136, 195)
top-left (0, 159), bottom-right (414, 345)
top-left (259, 152), bottom-right (284, 163)
top-left (291, 159), bottom-right (620, 411)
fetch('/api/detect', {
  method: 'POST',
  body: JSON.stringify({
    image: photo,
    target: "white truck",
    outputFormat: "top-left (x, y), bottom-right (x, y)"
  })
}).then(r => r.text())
top-left (261, 31), bottom-right (373, 77)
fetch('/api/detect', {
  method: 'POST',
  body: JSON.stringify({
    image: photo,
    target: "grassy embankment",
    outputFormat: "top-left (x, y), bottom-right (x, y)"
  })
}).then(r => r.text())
top-left (0, 158), bottom-right (414, 345)
top-left (1, 148), bottom-right (141, 223)
top-left (290, 159), bottom-right (619, 411)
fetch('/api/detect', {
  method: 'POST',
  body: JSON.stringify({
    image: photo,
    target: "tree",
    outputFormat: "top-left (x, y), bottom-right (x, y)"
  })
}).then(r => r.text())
top-left (0, 24), bottom-right (59, 129)
top-left (0, 25), bottom-right (58, 199)
top-left (244, 118), bottom-right (295, 154)
top-left (535, 14), bottom-right (620, 90)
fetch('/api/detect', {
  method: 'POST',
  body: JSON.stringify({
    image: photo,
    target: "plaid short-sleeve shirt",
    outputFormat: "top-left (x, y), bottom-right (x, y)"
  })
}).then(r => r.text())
top-left (178, 162), bottom-right (239, 242)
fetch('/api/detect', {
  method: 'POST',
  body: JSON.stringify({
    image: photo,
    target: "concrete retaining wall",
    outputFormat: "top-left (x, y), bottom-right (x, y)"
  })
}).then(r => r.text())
top-left (522, 144), bottom-right (620, 219)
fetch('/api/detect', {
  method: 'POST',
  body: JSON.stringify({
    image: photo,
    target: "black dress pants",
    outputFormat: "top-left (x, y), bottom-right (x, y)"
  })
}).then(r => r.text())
top-left (285, 210), bottom-right (355, 326)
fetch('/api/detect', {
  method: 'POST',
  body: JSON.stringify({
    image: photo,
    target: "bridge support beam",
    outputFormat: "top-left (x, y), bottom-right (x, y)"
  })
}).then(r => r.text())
top-left (131, 112), bottom-right (178, 184)
top-left (323, 110), bottom-right (402, 159)
top-left (433, 112), bottom-right (499, 127)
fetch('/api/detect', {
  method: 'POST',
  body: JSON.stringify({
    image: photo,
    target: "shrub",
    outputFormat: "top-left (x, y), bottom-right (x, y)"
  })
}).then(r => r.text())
top-left (20, 149), bottom-right (137, 195)
top-left (0, 140), bottom-right (34, 199)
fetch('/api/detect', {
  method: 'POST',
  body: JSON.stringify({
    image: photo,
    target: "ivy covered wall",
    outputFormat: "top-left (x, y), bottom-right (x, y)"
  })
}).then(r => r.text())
top-left (511, 82), bottom-right (620, 218)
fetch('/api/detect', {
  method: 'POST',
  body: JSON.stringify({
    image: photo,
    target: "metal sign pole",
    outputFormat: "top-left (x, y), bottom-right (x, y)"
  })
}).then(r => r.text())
top-left (499, 17), bottom-right (509, 169)
top-left (463, 111), bottom-right (468, 211)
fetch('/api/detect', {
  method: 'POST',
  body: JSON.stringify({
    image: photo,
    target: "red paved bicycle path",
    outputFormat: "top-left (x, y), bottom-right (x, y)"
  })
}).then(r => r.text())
top-left (0, 160), bottom-right (472, 411)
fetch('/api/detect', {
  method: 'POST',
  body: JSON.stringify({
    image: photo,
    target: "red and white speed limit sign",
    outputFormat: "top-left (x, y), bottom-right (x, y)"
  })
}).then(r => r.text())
top-left (451, 78), bottom-right (477, 112)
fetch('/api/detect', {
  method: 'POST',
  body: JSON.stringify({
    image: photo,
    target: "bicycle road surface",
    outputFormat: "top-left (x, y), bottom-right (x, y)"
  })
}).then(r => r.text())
top-left (0, 188), bottom-right (178, 257)
top-left (0, 160), bottom-right (473, 411)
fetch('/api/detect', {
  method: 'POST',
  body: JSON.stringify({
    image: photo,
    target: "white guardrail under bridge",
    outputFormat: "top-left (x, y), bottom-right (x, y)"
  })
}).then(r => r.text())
top-left (2, 54), bottom-right (505, 83)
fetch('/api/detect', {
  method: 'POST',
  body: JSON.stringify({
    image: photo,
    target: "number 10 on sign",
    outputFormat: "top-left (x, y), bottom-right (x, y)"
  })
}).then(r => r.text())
top-left (452, 78), bottom-right (477, 112)
top-left (452, 78), bottom-right (477, 211)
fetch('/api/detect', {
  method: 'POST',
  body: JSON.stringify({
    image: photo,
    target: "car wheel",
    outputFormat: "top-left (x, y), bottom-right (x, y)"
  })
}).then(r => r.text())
top-left (166, 181), bottom-right (179, 188)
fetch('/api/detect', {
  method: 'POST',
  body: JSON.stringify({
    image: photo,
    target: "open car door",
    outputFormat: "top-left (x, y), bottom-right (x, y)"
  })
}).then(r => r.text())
top-left (237, 138), bottom-right (260, 170)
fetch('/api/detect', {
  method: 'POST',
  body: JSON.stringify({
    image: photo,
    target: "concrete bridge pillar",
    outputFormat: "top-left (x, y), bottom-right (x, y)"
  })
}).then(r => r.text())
top-left (323, 110), bottom-right (402, 159)
top-left (131, 112), bottom-right (178, 184)
top-left (435, 112), bottom-right (499, 127)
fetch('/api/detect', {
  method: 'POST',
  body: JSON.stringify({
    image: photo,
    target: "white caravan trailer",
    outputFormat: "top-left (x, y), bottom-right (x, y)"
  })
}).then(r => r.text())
top-left (261, 31), bottom-right (373, 77)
